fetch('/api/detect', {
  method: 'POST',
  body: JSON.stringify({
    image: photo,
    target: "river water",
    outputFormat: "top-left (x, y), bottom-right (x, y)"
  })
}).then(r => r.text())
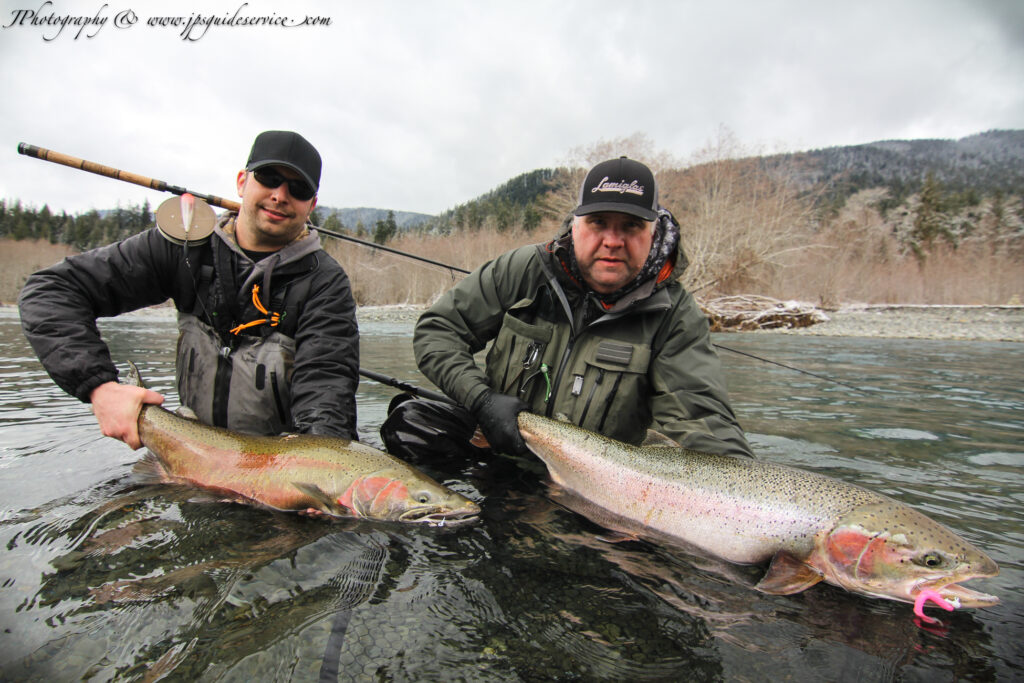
top-left (0, 307), bottom-right (1020, 681)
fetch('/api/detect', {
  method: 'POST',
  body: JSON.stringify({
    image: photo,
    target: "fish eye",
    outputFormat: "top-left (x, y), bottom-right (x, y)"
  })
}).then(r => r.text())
top-left (915, 552), bottom-right (945, 568)
top-left (416, 492), bottom-right (433, 504)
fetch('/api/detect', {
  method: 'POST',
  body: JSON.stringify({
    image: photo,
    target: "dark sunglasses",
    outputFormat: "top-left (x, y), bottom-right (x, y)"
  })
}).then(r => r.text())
top-left (251, 167), bottom-right (316, 201)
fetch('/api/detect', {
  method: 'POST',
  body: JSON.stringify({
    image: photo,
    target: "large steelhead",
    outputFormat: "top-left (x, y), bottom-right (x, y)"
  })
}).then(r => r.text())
top-left (517, 412), bottom-right (998, 608)
top-left (128, 364), bottom-right (480, 524)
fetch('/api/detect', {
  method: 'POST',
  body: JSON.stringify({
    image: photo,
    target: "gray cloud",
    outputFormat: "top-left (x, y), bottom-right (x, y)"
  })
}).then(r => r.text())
top-left (1, 0), bottom-right (1021, 216)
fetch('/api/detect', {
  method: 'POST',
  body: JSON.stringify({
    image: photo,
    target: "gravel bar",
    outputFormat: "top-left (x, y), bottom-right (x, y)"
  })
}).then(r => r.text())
top-left (6, 303), bottom-right (1019, 343)
top-left (358, 304), bottom-right (1024, 343)
top-left (758, 304), bottom-right (1024, 342)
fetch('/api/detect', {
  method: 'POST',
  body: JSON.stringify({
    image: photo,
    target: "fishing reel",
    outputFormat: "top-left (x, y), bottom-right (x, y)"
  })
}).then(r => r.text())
top-left (155, 193), bottom-right (216, 245)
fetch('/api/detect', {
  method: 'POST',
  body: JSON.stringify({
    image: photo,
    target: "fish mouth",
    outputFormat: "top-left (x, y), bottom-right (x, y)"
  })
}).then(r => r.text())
top-left (399, 504), bottom-right (481, 526)
top-left (915, 581), bottom-right (1000, 609)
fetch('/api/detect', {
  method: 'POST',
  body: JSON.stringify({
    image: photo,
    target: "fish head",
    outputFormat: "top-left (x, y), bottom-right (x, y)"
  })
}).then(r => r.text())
top-left (517, 412), bottom-right (594, 479)
top-left (330, 469), bottom-right (480, 525)
top-left (817, 501), bottom-right (999, 608)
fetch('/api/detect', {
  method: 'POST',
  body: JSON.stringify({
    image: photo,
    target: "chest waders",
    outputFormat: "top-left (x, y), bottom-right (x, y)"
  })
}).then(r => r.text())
top-left (176, 239), bottom-right (313, 435)
top-left (483, 247), bottom-right (682, 446)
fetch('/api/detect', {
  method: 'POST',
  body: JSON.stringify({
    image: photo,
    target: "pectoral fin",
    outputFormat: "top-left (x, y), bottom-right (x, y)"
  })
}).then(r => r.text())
top-left (174, 406), bottom-right (201, 421)
top-left (469, 428), bottom-right (490, 449)
top-left (641, 430), bottom-right (680, 448)
top-left (595, 531), bottom-right (641, 544)
top-left (755, 550), bottom-right (825, 595)
top-left (292, 482), bottom-right (347, 516)
top-left (131, 452), bottom-right (173, 485)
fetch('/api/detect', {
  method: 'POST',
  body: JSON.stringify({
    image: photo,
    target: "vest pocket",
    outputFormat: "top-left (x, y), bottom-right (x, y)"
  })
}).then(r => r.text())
top-left (569, 341), bottom-right (652, 443)
top-left (485, 312), bottom-right (553, 401)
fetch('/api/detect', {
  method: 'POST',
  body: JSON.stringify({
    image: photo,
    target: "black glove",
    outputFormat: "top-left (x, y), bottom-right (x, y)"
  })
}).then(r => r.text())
top-left (472, 390), bottom-right (529, 455)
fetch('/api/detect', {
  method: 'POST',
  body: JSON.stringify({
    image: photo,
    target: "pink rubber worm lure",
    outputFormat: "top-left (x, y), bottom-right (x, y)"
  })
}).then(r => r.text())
top-left (913, 588), bottom-right (957, 624)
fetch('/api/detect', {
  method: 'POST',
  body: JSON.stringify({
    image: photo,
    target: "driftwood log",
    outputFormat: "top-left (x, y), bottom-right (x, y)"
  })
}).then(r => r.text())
top-left (700, 295), bottom-right (829, 332)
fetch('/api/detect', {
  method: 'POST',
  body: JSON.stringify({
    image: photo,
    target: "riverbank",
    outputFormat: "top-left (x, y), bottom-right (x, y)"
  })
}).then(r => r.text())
top-left (3, 303), bottom-right (1021, 342)
top-left (759, 304), bottom-right (1024, 342)
top-left (358, 303), bottom-right (1024, 343)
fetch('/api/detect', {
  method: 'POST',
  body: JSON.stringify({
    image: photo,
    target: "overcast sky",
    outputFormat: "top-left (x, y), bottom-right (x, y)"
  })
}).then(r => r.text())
top-left (1, 0), bottom-right (1022, 217)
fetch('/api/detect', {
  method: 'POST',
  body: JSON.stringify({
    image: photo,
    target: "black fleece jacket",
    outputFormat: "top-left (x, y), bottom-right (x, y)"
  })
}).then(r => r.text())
top-left (18, 222), bottom-right (359, 438)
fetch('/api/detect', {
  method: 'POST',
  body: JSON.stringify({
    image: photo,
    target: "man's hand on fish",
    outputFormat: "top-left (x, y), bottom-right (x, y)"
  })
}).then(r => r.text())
top-left (90, 381), bottom-right (165, 450)
top-left (473, 391), bottom-right (530, 456)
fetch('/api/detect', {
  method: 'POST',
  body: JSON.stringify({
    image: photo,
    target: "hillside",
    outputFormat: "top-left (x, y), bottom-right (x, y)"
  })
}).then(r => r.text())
top-left (316, 206), bottom-right (434, 231)
top-left (431, 129), bottom-right (1024, 227)
top-left (418, 168), bottom-right (561, 234)
top-left (767, 129), bottom-right (1024, 210)
top-left (3, 130), bottom-right (1022, 306)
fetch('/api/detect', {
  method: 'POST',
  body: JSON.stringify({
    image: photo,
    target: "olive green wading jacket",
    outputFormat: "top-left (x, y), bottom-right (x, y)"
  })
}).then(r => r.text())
top-left (414, 222), bottom-right (753, 458)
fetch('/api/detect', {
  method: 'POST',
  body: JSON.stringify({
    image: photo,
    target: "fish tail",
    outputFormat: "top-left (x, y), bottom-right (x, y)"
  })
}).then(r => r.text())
top-left (125, 360), bottom-right (144, 388)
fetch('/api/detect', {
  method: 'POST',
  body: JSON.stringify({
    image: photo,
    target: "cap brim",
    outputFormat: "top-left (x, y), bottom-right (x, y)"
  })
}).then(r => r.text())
top-left (246, 160), bottom-right (319, 193)
top-left (573, 202), bottom-right (657, 222)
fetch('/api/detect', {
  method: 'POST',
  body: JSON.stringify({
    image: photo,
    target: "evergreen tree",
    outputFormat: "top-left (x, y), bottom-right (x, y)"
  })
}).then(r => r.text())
top-left (385, 210), bottom-right (397, 238)
top-left (139, 199), bottom-right (152, 229)
top-left (911, 172), bottom-right (950, 257)
top-left (522, 204), bottom-right (541, 231)
top-left (372, 211), bottom-right (398, 244)
top-left (321, 212), bottom-right (345, 234)
top-left (37, 204), bottom-right (53, 242)
top-left (11, 201), bottom-right (29, 240)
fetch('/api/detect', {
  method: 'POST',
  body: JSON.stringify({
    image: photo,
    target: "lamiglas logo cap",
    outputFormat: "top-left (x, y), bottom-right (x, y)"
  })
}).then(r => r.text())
top-left (573, 156), bottom-right (658, 221)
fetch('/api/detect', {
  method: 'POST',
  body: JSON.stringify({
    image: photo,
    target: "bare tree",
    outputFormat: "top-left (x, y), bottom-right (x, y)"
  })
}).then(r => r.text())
top-left (663, 130), bottom-right (819, 295)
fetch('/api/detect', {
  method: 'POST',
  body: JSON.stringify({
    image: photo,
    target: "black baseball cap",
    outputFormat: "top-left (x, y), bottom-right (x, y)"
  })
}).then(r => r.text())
top-left (245, 130), bottom-right (322, 192)
top-left (573, 156), bottom-right (658, 221)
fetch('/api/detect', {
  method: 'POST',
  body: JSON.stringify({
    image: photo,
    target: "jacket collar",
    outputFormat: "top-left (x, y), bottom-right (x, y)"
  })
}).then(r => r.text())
top-left (546, 208), bottom-right (688, 314)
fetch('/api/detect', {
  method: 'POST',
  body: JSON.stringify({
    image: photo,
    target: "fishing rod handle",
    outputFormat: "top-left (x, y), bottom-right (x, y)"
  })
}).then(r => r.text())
top-left (17, 142), bottom-right (241, 211)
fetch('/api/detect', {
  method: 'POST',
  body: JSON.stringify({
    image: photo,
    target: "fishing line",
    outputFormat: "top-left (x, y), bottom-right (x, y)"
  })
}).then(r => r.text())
top-left (713, 343), bottom-right (861, 391)
top-left (313, 228), bottom-right (471, 279)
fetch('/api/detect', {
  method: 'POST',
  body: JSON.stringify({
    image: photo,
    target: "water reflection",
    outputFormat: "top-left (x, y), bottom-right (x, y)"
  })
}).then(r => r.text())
top-left (0, 308), bottom-right (1021, 680)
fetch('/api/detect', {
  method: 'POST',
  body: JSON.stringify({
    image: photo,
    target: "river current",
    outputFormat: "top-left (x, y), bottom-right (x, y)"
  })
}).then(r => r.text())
top-left (0, 307), bottom-right (1020, 681)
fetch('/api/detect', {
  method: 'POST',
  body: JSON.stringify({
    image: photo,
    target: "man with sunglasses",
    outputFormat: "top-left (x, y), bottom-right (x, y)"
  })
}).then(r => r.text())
top-left (19, 131), bottom-right (360, 447)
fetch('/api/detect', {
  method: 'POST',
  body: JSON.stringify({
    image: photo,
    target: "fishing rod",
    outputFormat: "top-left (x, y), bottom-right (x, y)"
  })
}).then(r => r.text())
top-left (16, 142), bottom-right (470, 393)
top-left (16, 143), bottom-right (471, 277)
top-left (17, 142), bottom-right (854, 391)
top-left (17, 143), bottom-right (239, 212)
top-left (358, 369), bottom-right (455, 404)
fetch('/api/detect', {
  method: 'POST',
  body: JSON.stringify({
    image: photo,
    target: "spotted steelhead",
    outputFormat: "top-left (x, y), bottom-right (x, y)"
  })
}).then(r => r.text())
top-left (126, 362), bottom-right (480, 524)
top-left (517, 412), bottom-right (998, 609)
